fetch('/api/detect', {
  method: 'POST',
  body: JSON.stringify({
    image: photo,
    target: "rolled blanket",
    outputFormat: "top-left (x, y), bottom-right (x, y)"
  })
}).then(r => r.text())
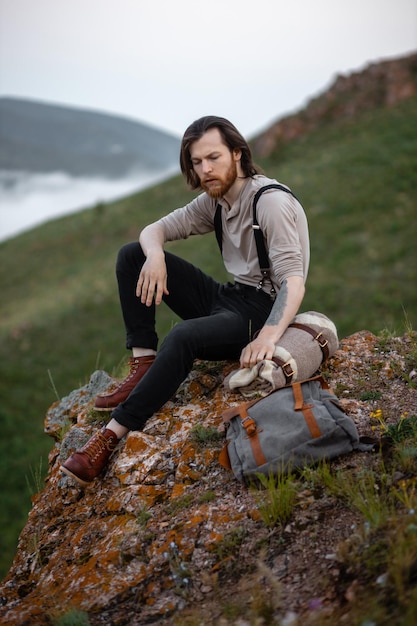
top-left (224, 311), bottom-right (338, 398)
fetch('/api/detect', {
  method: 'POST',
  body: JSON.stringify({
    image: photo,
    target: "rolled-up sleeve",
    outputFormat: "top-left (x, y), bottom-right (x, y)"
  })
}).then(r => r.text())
top-left (156, 194), bottom-right (215, 242)
top-left (257, 191), bottom-right (310, 286)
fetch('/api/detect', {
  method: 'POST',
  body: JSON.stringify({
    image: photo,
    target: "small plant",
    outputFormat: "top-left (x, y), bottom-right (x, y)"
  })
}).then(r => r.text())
top-left (395, 441), bottom-right (417, 475)
top-left (85, 408), bottom-right (109, 425)
top-left (251, 470), bottom-right (297, 528)
top-left (349, 472), bottom-right (391, 529)
top-left (387, 519), bottom-right (417, 610)
top-left (301, 460), bottom-right (338, 496)
top-left (198, 490), bottom-right (216, 503)
top-left (57, 417), bottom-right (72, 442)
top-left (385, 413), bottom-right (417, 443)
top-left (25, 458), bottom-right (44, 496)
top-left (393, 478), bottom-right (417, 514)
top-left (213, 527), bottom-right (246, 561)
top-left (27, 530), bottom-right (43, 574)
top-left (369, 408), bottom-right (387, 435)
top-left (360, 390), bottom-right (382, 401)
top-left (330, 468), bottom-right (393, 529)
top-left (336, 505), bottom-right (417, 623)
top-left (249, 558), bottom-right (282, 622)
top-left (52, 608), bottom-right (90, 626)
top-left (333, 381), bottom-right (350, 396)
top-left (47, 368), bottom-right (61, 402)
top-left (136, 506), bottom-right (152, 527)
top-left (167, 493), bottom-right (194, 514)
top-left (163, 541), bottom-right (192, 596)
top-left (190, 424), bottom-right (224, 446)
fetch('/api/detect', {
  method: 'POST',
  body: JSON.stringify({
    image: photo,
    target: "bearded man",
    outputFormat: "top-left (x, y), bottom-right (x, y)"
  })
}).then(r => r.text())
top-left (62, 115), bottom-right (310, 486)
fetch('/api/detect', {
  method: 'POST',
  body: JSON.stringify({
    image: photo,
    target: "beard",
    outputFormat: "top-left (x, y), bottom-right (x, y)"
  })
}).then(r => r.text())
top-left (200, 159), bottom-right (238, 198)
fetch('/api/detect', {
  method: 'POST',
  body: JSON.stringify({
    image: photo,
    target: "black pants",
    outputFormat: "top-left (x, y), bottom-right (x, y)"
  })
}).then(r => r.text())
top-left (111, 242), bottom-right (273, 430)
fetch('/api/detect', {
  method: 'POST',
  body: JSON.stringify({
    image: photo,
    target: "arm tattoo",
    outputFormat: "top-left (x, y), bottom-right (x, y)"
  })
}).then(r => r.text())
top-left (264, 279), bottom-right (288, 327)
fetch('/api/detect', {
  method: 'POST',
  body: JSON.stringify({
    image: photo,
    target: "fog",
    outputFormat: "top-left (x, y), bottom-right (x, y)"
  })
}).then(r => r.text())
top-left (0, 167), bottom-right (178, 242)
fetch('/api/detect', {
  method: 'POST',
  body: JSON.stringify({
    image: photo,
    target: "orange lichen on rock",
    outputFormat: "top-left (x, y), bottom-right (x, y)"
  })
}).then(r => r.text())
top-left (2, 333), bottom-right (417, 624)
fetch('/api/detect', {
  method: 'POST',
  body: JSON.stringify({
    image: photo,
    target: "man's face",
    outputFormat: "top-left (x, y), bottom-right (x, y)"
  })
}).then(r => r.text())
top-left (189, 128), bottom-right (241, 198)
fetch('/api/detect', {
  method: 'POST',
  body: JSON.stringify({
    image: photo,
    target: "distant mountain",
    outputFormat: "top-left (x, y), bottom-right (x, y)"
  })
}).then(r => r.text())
top-left (0, 97), bottom-right (181, 178)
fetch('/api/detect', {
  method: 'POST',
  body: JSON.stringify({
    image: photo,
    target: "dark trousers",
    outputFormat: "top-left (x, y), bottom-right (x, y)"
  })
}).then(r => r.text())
top-left (111, 242), bottom-right (273, 430)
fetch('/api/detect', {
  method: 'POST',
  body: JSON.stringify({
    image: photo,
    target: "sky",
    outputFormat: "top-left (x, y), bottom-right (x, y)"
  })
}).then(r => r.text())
top-left (0, 0), bottom-right (416, 139)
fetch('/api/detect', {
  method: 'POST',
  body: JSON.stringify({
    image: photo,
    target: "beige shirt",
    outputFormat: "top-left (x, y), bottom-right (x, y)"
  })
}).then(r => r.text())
top-left (156, 175), bottom-right (310, 294)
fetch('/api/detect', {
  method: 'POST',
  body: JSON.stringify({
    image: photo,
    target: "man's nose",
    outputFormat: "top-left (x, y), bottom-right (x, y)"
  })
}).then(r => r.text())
top-left (202, 159), bottom-right (212, 173)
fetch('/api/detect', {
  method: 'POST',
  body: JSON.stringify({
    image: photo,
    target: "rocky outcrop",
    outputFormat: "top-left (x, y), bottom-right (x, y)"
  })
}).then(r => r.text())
top-left (1, 331), bottom-right (416, 625)
top-left (253, 52), bottom-right (417, 158)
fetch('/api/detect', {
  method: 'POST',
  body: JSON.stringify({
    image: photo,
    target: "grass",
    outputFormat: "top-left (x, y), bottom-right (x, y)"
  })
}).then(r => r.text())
top-left (50, 608), bottom-right (90, 626)
top-left (234, 410), bottom-right (417, 625)
top-left (0, 96), bottom-right (416, 578)
top-left (177, 413), bottom-right (417, 625)
top-left (250, 471), bottom-right (298, 528)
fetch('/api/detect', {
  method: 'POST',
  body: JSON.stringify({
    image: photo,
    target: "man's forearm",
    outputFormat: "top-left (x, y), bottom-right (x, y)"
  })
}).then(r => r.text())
top-left (137, 223), bottom-right (169, 305)
top-left (239, 275), bottom-right (305, 367)
top-left (139, 223), bottom-right (166, 258)
top-left (260, 276), bottom-right (305, 343)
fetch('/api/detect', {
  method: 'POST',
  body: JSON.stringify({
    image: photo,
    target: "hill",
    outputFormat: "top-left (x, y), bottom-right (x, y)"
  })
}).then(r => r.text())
top-left (0, 97), bottom-right (180, 178)
top-left (253, 51), bottom-right (417, 156)
top-left (0, 52), bottom-right (416, 581)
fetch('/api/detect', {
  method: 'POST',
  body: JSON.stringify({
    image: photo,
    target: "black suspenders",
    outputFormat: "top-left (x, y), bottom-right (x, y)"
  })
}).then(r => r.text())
top-left (214, 184), bottom-right (298, 298)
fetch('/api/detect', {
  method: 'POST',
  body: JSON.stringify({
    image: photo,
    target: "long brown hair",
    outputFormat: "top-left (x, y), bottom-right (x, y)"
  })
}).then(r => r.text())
top-left (180, 116), bottom-right (261, 189)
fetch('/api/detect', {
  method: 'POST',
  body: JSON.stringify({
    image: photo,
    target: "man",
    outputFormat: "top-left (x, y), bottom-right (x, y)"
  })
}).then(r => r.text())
top-left (61, 115), bottom-right (309, 486)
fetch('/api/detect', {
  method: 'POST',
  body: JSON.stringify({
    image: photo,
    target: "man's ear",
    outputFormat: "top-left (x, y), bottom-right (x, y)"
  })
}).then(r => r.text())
top-left (233, 148), bottom-right (242, 162)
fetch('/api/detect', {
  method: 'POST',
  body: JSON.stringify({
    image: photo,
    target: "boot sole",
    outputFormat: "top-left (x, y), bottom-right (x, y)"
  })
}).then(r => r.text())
top-left (61, 464), bottom-right (92, 487)
top-left (93, 405), bottom-right (115, 412)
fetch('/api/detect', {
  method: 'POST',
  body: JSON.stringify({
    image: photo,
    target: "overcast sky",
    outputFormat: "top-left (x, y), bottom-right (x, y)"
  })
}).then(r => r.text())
top-left (0, 0), bottom-right (416, 138)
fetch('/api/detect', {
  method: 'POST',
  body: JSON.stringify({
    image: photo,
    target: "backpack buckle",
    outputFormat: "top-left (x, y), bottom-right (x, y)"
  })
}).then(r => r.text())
top-left (241, 415), bottom-right (257, 437)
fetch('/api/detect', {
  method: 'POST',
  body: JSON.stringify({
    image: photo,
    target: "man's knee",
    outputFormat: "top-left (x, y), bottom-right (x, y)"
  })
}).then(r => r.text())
top-left (163, 319), bottom-right (201, 351)
top-left (116, 242), bottom-right (145, 271)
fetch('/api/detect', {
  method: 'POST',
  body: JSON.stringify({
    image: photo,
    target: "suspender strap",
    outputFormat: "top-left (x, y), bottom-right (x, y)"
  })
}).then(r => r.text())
top-left (251, 184), bottom-right (298, 273)
top-left (214, 184), bottom-right (298, 282)
top-left (214, 203), bottom-right (223, 252)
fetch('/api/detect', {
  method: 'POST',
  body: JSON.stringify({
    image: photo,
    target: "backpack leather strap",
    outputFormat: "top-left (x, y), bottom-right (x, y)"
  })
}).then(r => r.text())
top-left (292, 381), bottom-right (322, 439)
top-left (222, 403), bottom-right (267, 467)
top-left (239, 406), bottom-right (267, 466)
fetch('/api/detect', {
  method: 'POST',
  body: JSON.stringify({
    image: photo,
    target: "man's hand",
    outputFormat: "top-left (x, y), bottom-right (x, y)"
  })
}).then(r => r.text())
top-left (138, 223), bottom-right (169, 306)
top-left (136, 253), bottom-right (169, 306)
top-left (240, 327), bottom-right (277, 368)
top-left (239, 276), bottom-right (305, 369)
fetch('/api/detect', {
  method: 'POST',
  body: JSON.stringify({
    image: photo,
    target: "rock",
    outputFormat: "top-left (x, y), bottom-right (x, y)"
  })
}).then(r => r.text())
top-left (1, 332), bottom-right (416, 625)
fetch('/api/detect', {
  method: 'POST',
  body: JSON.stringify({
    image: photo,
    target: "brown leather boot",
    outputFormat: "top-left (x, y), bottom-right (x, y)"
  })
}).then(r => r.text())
top-left (61, 427), bottom-right (119, 486)
top-left (94, 355), bottom-right (155, 411)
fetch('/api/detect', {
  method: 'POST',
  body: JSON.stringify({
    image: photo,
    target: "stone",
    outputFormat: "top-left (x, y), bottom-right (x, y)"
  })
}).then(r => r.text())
top-left (1, 332), bottom-right (416, 625)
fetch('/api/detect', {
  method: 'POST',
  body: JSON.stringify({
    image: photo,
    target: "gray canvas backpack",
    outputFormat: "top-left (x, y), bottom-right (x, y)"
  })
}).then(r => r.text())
top-left (219, 376), bottom-right (374, 484)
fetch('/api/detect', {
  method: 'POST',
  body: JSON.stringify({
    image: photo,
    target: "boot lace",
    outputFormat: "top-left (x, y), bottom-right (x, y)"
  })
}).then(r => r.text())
top-left (113, 357), bottom-right (154, 390)
top-left (83, 432), bottom-right (117, 462)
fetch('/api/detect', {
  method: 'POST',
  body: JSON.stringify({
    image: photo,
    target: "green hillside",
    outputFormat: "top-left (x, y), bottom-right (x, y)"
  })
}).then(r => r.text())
top-left (0, 96), bottom-right (416, 578)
